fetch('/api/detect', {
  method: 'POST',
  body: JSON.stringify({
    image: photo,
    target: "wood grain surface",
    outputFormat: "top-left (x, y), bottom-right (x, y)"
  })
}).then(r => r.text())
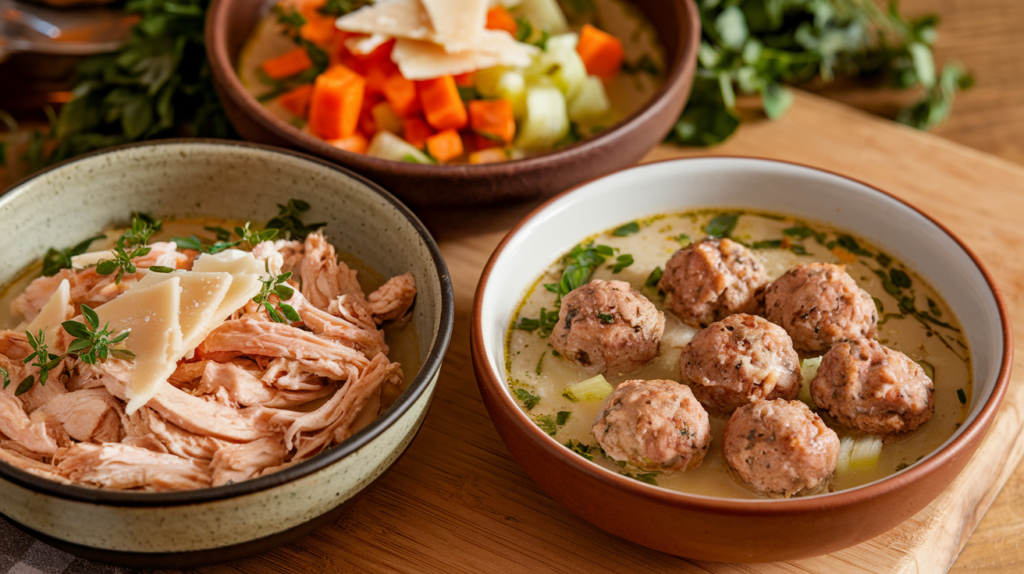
top-left (172, 90), bottom-right (1024, 574)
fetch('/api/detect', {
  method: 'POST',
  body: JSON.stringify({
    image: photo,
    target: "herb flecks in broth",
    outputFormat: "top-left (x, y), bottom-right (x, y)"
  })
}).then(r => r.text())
top-left (506, 209), bottom-right (973, 499)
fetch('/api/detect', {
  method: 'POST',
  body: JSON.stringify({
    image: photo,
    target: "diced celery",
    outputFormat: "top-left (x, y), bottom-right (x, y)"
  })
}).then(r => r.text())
top-left (474, 66), bottom-right (508, 98)
top-left (836, 435), bottom-right (883, 473)
top-left (562, 374), bottom-right (614, 402)
top-left (797, 356), bottom-right (822, 409)
top-left (515, 86), bottom-right (569, 151)
top-left (568, 75), bottom-right (611, 123)
top-left (496, 70), bottom-right (528, 118)
top-left (545, 33), bottom-right (579, 53)
top-left (367, 131), bottom-right (435, 164)
top-left (371, 101), bottom-right (403, 135)
top-left (516, 0), bottom-right (568, 36)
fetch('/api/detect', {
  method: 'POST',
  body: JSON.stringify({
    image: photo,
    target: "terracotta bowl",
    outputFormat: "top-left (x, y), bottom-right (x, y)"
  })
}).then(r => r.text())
top-left (204, 0), bottom-right (700, 209)
top-left (0, 140), bottom-right (454, 567)
top-left (471, 157), bottom-right (1013, 562)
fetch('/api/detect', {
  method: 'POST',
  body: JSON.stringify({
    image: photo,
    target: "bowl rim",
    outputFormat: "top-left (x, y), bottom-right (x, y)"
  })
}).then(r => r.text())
top-left (0, 138), bottom-right (456, 507)
top-left (204, 0), bottom-right (702, 177)
top-left (471, 155), bottom-right (1014, 514)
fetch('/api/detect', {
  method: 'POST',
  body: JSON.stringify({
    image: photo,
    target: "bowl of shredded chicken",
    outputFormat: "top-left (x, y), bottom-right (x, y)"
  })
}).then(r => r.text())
top-left (0, 140), bottom-right (453, 567)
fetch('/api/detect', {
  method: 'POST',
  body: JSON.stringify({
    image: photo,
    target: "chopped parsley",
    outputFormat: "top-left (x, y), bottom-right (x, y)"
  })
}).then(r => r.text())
top-left (514, 388), bottom-right (540, 410)
top-left (612, 221), bottom-right (640, 236)
top-left (566, 440), bottom-right (594, 461)
top-left (704, 213), bottom-right (739, 238)
top-left (610, 254), bottom-right (633, 273)
top-left (645, 267), bottom-right (663, 288)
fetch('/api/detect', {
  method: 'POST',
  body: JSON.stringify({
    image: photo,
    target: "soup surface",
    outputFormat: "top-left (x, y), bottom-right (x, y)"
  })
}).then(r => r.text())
top-left (506, 209), bottom-right (971, 498)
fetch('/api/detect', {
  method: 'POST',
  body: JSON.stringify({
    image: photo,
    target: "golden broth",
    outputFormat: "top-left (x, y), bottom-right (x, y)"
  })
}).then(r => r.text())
top-left (506, 210), bottom-right (972, 498)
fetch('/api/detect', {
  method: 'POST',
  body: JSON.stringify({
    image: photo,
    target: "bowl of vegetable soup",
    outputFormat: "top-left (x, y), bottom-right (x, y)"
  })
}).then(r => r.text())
top-left (205, 0), bottom-right (700, 208)
top-left (471, 157), bottom-right (1012, 562)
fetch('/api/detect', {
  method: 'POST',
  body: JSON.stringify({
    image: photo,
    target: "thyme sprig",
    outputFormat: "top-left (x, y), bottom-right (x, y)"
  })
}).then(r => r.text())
top-left (255, 263), bottom-right (301, 324)
top-left (14, 305), bottom-right (135, 396)
top-left (96, 213), bottom-right (171, 284)
top-left (42, 235), bottom-right (106, 277)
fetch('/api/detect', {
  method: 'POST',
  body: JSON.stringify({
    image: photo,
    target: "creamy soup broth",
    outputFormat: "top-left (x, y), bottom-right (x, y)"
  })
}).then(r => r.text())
top-left (506, 210), bottom-right (971, 499)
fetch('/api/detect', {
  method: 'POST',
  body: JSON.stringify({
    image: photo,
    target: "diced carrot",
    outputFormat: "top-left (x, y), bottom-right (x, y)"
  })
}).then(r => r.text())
top-left (473, 133), bottom-right (500, 151)
top-left (301, 15), bottom-right (337, 48)
top-left (328, 133), bottom-right (369, 154)
top-left (485, 5), bottom-right (518, 36)
top-left (308, 65), bottom-right (366, 140)
top-left (365, 66), bottom-right (390, 98)
top-left (454, 72), bottom-right (475, 87)
top-left (359, 100), bottom-right (379, 136)
top-left (261, 48), bottom-right (313, 80)
top-left (277, 84), bottom-right (314, 117)
top-left (417, 76), bottom-right (468, 131)
top-left (402, 117), bottom-right (434, 150)
top-left (469, 148), bottom-right (509, 165)
top-left (425, 129), bottom-right (464, 162)
top-left (469, 98), bottom-right (515, 144)
top-left (382, 73), bottom-right (421, 117)
top-left (576, 24), bottom-right (625, 80)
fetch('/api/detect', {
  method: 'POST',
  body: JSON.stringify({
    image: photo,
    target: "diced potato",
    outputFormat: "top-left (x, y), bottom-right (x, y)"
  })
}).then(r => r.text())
top-left (367, 131), bottom-right (435, 164)
top-left (515, 86), bottom-right (569, 151)
top-left (496, 70), bottom-right (528, 119)
top-left (567, 75), bottom-right (611, 123)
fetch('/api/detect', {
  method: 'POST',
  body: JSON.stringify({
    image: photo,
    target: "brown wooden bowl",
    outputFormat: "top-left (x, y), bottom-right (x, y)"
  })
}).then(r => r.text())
top-left (471, 157), bottom-right (1014, 562)
top-left (204, 0), bottom-right (700, 209)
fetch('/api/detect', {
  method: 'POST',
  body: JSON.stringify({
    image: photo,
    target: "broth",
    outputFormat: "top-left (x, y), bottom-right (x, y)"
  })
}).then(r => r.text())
top-left (505, 210), bottom-right (971, 498)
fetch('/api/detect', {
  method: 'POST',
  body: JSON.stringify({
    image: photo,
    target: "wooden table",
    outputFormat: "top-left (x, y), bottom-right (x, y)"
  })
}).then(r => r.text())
top-left (177, 89), bottom-right (1024, 574)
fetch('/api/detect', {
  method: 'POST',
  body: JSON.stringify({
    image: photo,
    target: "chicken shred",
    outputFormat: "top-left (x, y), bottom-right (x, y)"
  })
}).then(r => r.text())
top-left (0, 230), bottom-right (415, 490)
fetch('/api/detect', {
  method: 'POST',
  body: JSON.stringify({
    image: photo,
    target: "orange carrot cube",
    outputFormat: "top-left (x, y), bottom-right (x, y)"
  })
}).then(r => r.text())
top-left (383, 74), bottom-right (422, 117)
top-left (417, 76), bottom-right (468, 131)
top-left (329, 133), bottom-right (369, 154)
top-left (425, 129), bottom-right (464, 162)
top-left (454, 72), bottom-right (475, 87)
top-left (402, 117), bottom-right (434, 149)
top-left (485, 5), bottom-right (518, 35)
top-left (308, 65), bottom-right (365, 140)
top-left (469, 98), bottom-right (515, 144)
top-left (261, 48), bottom-right (313, 80)
top-left (277, 84), bottom-right (314, 117)
top-left (576, 24), bottom-right (625, 80)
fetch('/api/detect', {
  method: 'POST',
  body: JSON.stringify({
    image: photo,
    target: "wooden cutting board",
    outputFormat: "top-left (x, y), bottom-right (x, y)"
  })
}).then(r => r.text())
top-left (187, 90), bottom-right (1024, 574)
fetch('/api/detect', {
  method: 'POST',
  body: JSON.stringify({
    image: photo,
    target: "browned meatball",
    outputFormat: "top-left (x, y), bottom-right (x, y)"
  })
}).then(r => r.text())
top-left (550, 279), bottom-right (665, 376)
top-left (657, 238), bottom-right (768, 328)
top-left (679, 314), bottom-right (802, 416)
top-left (763, 263), bottom-right (877, 358)
top-left (723, 399), bottom-right (840, 498)
top-left (811, 338), bottom-right (933, 435)
top-left (593, 380), bottom-right (711, 472)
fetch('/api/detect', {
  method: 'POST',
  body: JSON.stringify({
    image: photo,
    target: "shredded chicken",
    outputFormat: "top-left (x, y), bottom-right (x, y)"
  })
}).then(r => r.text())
top-left (0, 228), bottom-right (415, 491)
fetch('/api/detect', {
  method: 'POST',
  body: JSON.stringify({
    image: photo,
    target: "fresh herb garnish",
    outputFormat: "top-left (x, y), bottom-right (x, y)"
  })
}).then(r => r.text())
top-left (265, 199), bottom-right (326, 241)
top-left (751, 239), bottom-right (784, 249)
top-left (96, 214), bottom-right (163, 284)
top-left (556, 411), bottom-right (571, 425)
top-left (22, 330), bottom-right (61, 392)
top-left (544, 242), bottom-right (614, 304)
top-left (627, 472), bottom-right (659, 486)
top-left (665, 0), bottom-right (971, 147)
top-left (836, 234), bottom-right (872, 257)
top-left (63, 305), bottom-right (136, 364)
top-left (535, 352), bottom-right (545, 375)
top-left (42, 235), bottom-right (106, 277)
top-left (612, 222), bottom-right (640, 237)
top-left (645, 267), bottom-right (663, 288)
top-left (535, 415), bottom-right (558, 436)
top-left (514, 388), bottom-right (540, 410)
top-left (671, 233), bottom-right (691, 246)
top-left (254, 263), bottom-right (301, 324)
top-left (704, 213), bottom-right (739, 238)
top-left (610, 254), bottom-right (634, 273)
top-left (889, 268), bottom-right (912, 289)
top-left (957, 388), bottom-right (967, 405)
top-left (566, 439), bottom-right (594, 461)
top-left (317, 0), bottom-right (370, 17)
top-left (876, 252), bottom-right (893, 268)
top-left (514, 17), bottom-right (533, 43)
top-left (597, 313), bottom-right (615, 324)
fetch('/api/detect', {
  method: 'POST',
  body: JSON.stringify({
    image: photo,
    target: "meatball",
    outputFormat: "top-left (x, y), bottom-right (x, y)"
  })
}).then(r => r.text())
top-left (550, 279), bottom-right (665, 376)
top-left (723, 399), bottom-right (840, 498)
top-left (811, 338), bottom-right (933, 435)
top-left (593, 380), bottom-right (711, 472)
top-left (679, 314), bottom-right (802, 415)
top-left (763, 262), bottom-right (877, 358)
top-left (657, 237), bottom-right (768, 328)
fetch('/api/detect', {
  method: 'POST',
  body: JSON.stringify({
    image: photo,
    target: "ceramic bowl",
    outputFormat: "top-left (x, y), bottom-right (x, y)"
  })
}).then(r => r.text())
top-left (471, 157), bottom-right (1012, 562)
top-left (0, 140), bottom-right (454, 567)
top-left (204, 0), bottom-right (700, 209)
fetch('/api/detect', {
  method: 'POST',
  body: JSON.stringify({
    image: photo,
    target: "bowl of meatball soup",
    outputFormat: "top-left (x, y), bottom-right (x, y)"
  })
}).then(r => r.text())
top-left (470, 157), bottom-right (1012, 562)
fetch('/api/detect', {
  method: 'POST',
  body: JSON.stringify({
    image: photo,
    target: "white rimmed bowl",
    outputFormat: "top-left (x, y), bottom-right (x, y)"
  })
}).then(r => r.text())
top-left (471, 157), bottom-right (1012, 562)
top-left (0, 139), bottom-right (454, 567)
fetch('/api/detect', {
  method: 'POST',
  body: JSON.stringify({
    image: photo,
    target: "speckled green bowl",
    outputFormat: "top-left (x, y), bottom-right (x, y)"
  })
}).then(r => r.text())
top-left (0, 140), bottom-right (454, 567)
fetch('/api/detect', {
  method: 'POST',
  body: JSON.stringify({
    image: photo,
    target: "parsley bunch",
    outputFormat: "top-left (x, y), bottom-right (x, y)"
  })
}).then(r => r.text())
top-left (669, 0), bottom-right (972, 146)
